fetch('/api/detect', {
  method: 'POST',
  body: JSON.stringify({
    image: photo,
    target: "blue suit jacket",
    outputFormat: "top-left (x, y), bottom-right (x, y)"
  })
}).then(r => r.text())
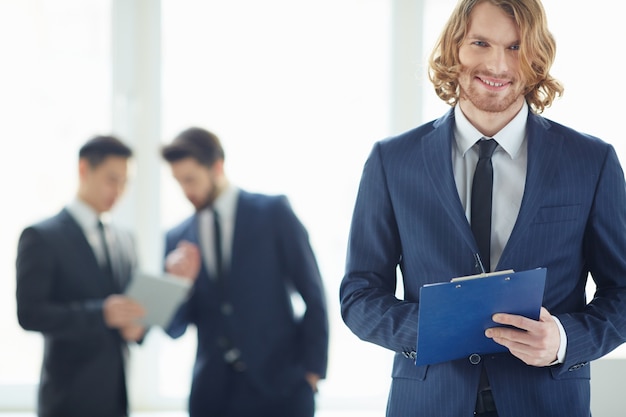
top-left (16, 208), bottom-right (136, 417)
top-left (340, 109), bottom-right (626, 417)
top-left (165, 190), bottom-right (328, 410)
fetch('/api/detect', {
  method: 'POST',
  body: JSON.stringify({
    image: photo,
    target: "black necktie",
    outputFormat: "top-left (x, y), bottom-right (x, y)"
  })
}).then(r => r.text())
top-left (213, 210), bottom-right (223, 280)
top-left (471, 138), bottom-right (498, 272)
top-left (97, 220), bottom-right (114, 280)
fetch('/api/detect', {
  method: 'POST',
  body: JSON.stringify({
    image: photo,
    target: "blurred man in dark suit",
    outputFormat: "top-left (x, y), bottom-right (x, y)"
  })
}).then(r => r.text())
top-left (16, 136), bottom-right (145, 417)
top-left (161, 127), bottom-right (329, 417)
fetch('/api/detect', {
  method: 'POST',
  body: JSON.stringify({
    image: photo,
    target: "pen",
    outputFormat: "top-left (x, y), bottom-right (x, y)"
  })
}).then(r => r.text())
top-left (474, 253), bottom-right (486, 274)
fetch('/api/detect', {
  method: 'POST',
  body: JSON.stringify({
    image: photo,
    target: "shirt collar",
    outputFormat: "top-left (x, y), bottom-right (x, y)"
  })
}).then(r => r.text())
top-left (66, 197), bottom-right (104, 231)
top-left (454, 100), bottom-right (528, 159)
top-left (214, 183), bottom-right (239, 218)
top-left (199, 183), bottom-right (240, 219)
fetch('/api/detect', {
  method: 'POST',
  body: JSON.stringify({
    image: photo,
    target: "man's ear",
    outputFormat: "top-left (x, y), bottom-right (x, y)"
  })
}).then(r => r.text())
top-left (78, 158), bottom-right (90, 180)
top-left (212, 159), bottom-right (225, 176)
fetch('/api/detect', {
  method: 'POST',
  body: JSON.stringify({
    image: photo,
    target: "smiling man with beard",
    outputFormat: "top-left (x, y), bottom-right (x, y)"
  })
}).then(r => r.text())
top-left (340, 1), bottom-right (626, 416)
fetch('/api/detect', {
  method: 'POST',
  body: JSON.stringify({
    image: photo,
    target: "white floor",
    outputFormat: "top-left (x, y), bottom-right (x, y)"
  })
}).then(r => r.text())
top-left (0, 412), bottom-right (383, 417)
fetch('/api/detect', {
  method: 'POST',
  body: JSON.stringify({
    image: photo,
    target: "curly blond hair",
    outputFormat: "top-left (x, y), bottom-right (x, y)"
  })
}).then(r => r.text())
top-left (428, 0), bottom-right (563, 114)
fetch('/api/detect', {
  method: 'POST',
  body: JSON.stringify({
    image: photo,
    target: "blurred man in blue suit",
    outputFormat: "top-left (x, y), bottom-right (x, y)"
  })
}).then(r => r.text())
top-left (161, 127), bottom-right (329, 417)
top-left (340, 1), bottom-right (626, 416)
top-left (16, 136), bottom-right (145, 417)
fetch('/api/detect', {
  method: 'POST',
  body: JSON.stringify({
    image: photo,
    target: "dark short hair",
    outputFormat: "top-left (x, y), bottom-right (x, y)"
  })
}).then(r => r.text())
top-left (161, 127), bottom-right (225, 168)
top-left (79, 135), bottom-right (133, 167)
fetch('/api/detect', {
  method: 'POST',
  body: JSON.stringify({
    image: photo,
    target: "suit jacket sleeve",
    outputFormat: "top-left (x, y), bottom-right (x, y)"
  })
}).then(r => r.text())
top-left (556, 145), bottom-right (626, 372)
top-left (340, 142), bottom-right (420, 353)
top-left (275, 196), bottom-right (329, 378)
top-left (16, 226), bottom-right (108, 339)
top-left (163, 228), bottom-right (196, 339)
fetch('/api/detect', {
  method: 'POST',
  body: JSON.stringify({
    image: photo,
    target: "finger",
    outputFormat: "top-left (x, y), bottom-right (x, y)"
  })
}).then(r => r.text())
top-left (177, 240), bottom-right (199, 252)
top-left (188, 244), bottom-right (201, 257)
top-left (493, 305), bottom-right (552, 329)
top-left (538, 306), bottom-right (553, 323)
top-left (492, 313), bottom-right (530, 331)
top-left (487, 309), bottom-right (560, 366)
top-left (486, 326), bottom-right (527, 346)
top-left (121, 301), bottom-right (145, 315)
top-left (126, 305), bottom-right (146, 317)
top-left (114, 304), bottom-right (145, 320)
top-left (487, 331), bottom-right (541, 365)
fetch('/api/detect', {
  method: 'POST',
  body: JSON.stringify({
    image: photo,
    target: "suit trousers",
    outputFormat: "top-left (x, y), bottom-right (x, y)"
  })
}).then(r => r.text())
top-left (189, 359), bottom-right (314, 417)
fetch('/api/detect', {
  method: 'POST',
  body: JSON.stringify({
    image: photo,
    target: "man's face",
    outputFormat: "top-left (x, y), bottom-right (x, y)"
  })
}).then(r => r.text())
top-left (457, 1), bottom-right (525, 114)
top-left (170, 157), bottom-right (220, 211)
top-left (79, 156), bottom-right (128, 214)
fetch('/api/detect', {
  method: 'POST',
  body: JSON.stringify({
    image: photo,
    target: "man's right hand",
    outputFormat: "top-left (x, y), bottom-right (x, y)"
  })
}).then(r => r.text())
top-left (103, 294), bottom-right (145, 329)
top-left (120, 323), bottom-right (146, 342)
top-left (165, 240), bottom-right (201, 282)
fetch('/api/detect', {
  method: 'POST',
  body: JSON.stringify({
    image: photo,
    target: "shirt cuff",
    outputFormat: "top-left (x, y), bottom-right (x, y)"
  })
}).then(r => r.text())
top-left (550, 315), bottom-right (567, 365)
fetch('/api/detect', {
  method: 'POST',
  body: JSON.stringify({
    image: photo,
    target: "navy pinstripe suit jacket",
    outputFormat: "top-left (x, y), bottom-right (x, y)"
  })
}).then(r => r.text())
top-left (340, 108), bottom-right (626, 417)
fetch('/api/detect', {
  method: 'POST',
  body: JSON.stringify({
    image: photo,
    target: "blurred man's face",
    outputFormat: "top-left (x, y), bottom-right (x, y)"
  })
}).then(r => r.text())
top-left (78, 156), bottom-right (128, 214)
top-left (170, 157), bottom-right (221, 211)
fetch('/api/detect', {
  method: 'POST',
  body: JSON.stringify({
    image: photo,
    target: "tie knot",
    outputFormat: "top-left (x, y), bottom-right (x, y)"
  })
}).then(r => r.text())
top-left (477, 139), bottom-right (498, 160)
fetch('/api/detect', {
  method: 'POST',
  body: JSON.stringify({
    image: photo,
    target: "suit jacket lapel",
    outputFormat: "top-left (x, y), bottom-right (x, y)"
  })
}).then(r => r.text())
top-left (107, 228), bottom-right (136, 292)
top-left (229, 191), bottom-right (252, 277)
top-left (189, 214), bottom-right (201, 244)
top-left (423, 110), bottom-right (478, 251)
top-left (59, 209), bottom-right (113, 293)
top-left (498, 113), bottom-right (563, 267)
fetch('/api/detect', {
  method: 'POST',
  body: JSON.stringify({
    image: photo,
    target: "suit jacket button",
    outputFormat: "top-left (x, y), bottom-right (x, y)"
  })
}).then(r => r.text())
top-left (217, 336), bottom-right (230, 348)
top-left (221, 303), bottom-right (234, 315)
top-left (568, 362), bottom-right (587, 371)
top-left (401, 348), bottom-right (417, 360)
top-left (232, 361), bottom-right (247, 372)
top-left (469, 353), bottom-right (481, 365)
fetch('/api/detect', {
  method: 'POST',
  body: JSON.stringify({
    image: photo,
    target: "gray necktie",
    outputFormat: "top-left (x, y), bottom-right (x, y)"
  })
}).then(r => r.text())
top-left (97, 220), bottom-right (114, 281)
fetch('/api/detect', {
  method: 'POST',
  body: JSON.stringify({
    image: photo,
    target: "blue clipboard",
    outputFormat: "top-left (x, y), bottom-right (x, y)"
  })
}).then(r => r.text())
top-left (415, 268), bottom-right (547, 366)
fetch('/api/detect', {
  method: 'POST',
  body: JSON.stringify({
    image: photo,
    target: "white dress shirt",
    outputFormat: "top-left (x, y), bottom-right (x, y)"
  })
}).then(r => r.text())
top-left (198, 184), bottom-right (240, 278)
top-left (66, 197), bottom-right (112, 270)
top-left (452, 101), bottom-right (566, 364)
top-left (452, 102), bottom-right (528, 271)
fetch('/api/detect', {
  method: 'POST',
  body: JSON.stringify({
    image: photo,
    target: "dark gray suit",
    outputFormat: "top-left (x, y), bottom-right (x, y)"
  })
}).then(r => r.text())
top-left (16, 208), bottom-right (136, 417)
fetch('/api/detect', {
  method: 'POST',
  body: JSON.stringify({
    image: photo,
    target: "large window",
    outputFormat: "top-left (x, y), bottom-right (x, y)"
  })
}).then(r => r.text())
top-left (155, 0), bottom-right (393, 410)
top-left (0, 0), bottom-right (112, 408)
top-left (0, 0), bottom-right (166, 410)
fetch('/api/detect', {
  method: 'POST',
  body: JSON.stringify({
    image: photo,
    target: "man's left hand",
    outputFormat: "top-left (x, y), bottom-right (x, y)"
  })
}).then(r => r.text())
top-left (485, 306), bottom-right (560, 367)
top-left (305, 372), bottom-right (321, 393)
